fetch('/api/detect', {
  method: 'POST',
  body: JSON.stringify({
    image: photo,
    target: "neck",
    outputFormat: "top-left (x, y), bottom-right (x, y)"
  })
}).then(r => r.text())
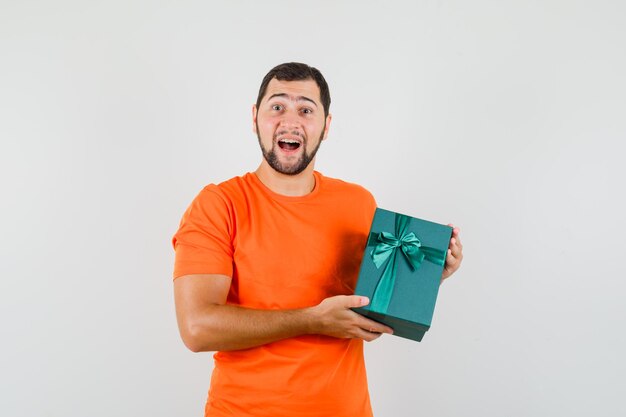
top-left (254, 160), bottom-right (316, 197)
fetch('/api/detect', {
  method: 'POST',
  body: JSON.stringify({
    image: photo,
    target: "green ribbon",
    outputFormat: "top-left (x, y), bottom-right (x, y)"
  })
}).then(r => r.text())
top-left (369, 213), bottom-right (447, 314)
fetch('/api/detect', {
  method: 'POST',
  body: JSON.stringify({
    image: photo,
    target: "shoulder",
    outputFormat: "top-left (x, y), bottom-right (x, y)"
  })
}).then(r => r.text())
top-left (180, 174), bottom-right (256, 236)
top-left (181, 175), bottom-right (248, 226)
top-left (194, 173), bottom-right (255, 206)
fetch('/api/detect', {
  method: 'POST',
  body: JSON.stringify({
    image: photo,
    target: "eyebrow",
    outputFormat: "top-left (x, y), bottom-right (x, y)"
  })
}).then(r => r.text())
top-left (267, 93), bottom-right (318, 108)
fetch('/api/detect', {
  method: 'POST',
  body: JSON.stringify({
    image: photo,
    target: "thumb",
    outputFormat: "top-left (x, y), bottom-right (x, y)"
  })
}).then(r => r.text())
top-left (345, 295), bottom-right (369, 308)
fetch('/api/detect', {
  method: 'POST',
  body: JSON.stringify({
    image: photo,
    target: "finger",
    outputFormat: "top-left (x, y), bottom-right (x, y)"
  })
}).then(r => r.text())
top-left (444, 253), bottom-right (460, 275)
top-left (449, 241), bottom-right (462, 258)
top-left (454, 232), bottom-right (462, 249)
top-left (447, 224), bottom-right (461, 240)
top-left (452, 229), bottom-right (462, 249)
top-left (445, 249), bottom-right (462, 272)
top-left (344, 295), bottom-right (370, 308)
top-left (443, 246), bottom-right (458, 267)
top-left (358, 318), bottom-right (394, 335)
top-left (447, 232), bottom-right (463, 255)
top-left (446, 248), bottom-right (458, 264)
top-left (357, 328), bottom-right (383, 342)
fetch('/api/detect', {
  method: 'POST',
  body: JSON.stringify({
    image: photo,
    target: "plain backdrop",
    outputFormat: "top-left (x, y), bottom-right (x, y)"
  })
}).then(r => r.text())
top-left (1, 1), bottom-right (625, 416)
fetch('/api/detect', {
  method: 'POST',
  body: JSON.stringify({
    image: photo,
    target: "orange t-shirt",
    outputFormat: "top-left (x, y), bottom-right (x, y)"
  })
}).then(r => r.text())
top-left (172, 171), bottom-right (377, 417)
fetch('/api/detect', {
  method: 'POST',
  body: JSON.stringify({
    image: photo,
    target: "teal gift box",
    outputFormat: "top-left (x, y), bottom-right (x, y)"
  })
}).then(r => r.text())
top-left (353, 208), bottom-right (452, 342)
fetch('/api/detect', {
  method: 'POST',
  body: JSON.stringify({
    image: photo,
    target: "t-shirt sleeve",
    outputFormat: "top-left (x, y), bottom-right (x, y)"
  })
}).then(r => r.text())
top-left (355, 185), bottom-right (377, 224)
top-left (171, 185), bottom-right (234, 279)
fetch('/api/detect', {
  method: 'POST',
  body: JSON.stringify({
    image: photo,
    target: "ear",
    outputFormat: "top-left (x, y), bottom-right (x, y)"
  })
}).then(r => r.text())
top-left (322, 113), bottom-right (332, 141)
top-left (252, 104), bottom-right (258, 133)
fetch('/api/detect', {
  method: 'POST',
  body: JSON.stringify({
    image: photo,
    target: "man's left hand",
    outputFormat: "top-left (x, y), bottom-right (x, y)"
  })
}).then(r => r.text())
top-left (442, 225), bottom-right (463, 282)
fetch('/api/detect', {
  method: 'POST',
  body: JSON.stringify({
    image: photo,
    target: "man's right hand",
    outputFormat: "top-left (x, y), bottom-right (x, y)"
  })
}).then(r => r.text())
top-left (309, 295), bottom-right (394, 342)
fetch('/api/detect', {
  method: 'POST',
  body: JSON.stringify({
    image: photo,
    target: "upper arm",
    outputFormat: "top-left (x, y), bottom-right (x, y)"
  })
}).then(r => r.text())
top-left (172, 186), bottom-right (235, 279)
top-left (173, 274), bottom-right (232, 348)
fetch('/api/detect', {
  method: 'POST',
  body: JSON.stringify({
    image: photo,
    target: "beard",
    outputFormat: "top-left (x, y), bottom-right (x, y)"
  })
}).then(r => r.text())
top-left (256, 124), bottom-right (325, 176)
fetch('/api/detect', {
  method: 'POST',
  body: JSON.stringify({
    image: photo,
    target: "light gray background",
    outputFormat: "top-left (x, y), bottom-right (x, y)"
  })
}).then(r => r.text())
top-left (1, 1), bottom-right (624, 416)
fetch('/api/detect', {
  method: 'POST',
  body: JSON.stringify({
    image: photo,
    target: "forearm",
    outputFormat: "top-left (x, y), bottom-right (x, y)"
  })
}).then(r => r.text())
top-left (180, 303), bottom-right (318, 352)
top-left (174, 273), bottom-right (393, 352)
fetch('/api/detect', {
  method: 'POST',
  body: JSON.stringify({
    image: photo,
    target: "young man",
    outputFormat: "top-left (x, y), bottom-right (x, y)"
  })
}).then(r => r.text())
top-left (172, 62), bottom-right (463, 417)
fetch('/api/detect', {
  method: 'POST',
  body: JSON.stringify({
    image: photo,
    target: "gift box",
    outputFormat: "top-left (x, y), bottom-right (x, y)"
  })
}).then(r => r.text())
top-left (353, 208), bottom-right (452, 342)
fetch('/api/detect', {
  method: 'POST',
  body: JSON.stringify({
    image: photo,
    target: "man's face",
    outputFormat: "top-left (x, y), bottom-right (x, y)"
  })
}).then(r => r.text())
top-left (253, 78), bottom-right (331, 175)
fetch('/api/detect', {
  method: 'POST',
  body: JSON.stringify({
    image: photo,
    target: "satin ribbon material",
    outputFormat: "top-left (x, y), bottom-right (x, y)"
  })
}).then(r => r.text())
top-left (369, 213), bottom-right (447, 313)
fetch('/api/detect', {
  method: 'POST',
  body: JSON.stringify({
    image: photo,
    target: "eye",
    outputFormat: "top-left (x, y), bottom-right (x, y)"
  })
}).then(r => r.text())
top-left (271, 104), bottom-right (283, 111)
top-left (301, 108), bottom-right (313, 114)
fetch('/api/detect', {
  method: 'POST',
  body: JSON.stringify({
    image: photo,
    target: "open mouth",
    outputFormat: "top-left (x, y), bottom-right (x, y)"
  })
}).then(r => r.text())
top-left (277, 139), bottom-right (302, 151)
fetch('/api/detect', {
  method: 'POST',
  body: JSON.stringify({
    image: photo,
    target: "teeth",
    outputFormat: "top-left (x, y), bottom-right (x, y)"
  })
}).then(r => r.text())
top-left (280, 139), bottom-right (300, 144)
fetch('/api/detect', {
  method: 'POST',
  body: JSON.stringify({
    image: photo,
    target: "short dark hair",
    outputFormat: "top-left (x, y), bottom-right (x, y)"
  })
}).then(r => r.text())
top-left (256, 62), bottom-right (331, 117)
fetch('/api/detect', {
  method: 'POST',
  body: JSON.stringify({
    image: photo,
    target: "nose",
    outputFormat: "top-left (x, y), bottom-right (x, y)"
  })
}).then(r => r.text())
top-left (280, 110), bottom-right (300, 126)
top-left (278, 112), bottom-right (301, 132)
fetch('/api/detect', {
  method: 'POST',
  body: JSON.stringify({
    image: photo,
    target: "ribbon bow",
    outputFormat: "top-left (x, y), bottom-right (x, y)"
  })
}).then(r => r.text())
top-left (369, 214), bottom-right (447, 313)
